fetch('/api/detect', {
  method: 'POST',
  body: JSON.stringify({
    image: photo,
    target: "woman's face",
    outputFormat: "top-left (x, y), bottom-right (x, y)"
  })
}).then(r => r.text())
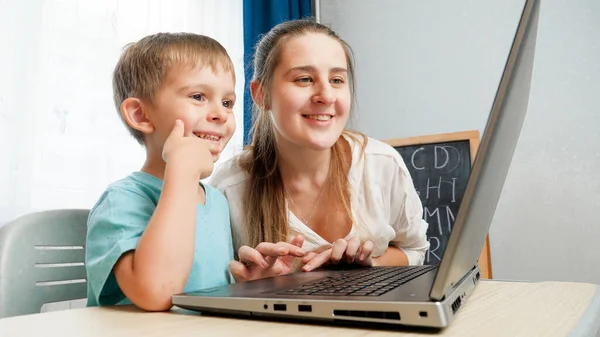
top-left (266, 32), bottom-right (351, 151)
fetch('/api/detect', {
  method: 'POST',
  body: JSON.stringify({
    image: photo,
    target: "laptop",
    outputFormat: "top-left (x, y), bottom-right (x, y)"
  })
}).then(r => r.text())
top-left (172, 0), bottom-right (540, 329)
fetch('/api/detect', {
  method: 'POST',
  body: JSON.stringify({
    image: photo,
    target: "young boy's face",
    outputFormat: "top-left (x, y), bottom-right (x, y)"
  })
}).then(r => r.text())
top-left (147, 64), bottom-right (236, 162)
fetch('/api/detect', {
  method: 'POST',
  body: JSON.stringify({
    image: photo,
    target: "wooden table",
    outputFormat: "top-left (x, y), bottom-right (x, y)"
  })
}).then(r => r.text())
top-left (1, 280), bottom-right (599, 337)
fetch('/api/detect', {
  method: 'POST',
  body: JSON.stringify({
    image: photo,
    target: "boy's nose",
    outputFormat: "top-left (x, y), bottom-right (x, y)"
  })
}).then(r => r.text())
top-left (208, 106), bottom-right (228, 123)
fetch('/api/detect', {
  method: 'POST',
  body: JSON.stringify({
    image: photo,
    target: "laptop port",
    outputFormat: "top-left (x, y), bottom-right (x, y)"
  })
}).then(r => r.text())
top-left (298, 305), bottom-right (312, 312)
top-left (451, 296), bottom-right (462, 314)
top-left (333, 310), bottom-right (400, 321)
top-left (273, 304), bottom-right (287, 311)
top-left (419, 311), bottom-right (428, 318)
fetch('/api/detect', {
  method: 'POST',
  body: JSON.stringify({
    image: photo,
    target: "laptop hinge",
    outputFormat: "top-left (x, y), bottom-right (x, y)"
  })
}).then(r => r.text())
top-left (438, 265), bottom-right (478, 301)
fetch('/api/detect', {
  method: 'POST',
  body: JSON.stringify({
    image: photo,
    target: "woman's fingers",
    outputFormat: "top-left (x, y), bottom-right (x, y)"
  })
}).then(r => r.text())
top-left (301, 251), bottom-right (319, 264)
top-left (237, 246), bottom-right (269, 268)
top-left (233, 238), bottom-right (310, 282)
top-left (290, 234), bottom-right (305, 248)
top-left (242, 236), bottom-right (372, 275)
top-left (256, 241), bottom-right (306, 257)
top-left (330, 239), bottom-right (348, 264)
top-left (229, 260), bottom-right (251, 282)
top-left (344, 237), bottom-right (361, 263)
top-left (359, 240), bottom-right (374, 261)
top-left (302, 249), bottom-right (333, 272)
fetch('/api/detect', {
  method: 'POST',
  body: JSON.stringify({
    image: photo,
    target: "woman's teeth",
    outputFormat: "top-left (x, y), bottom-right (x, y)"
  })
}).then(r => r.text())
top-left (304, 115), bottom-right (332, 121)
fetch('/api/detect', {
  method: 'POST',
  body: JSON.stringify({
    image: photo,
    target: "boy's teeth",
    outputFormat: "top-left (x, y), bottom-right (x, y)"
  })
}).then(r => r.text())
top-left (196, 134), bottom-right (220, 141)
top-left (306, 115), bottom-right (332, 121)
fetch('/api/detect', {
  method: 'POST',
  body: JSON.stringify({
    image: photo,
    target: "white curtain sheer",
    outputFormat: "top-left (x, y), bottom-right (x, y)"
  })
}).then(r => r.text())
top-left (0, 0), bottom-right (245, 225)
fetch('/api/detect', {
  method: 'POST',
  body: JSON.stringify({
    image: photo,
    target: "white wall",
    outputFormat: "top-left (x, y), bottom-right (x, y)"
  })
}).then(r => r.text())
top-left (489, 0), bottom-right (600, 283)
top-left (319, 0), bottom-right (600, 283)
top-left (320, 0), bottom-right (524, 138)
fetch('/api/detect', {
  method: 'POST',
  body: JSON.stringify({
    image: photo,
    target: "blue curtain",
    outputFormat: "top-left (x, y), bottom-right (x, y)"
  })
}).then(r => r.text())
top-left (242, 0), bottom-right (312, 144)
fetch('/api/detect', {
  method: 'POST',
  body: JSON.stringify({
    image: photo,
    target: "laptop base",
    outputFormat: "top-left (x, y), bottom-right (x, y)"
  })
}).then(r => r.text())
top-left (174, 266), bottom-right (480, 329)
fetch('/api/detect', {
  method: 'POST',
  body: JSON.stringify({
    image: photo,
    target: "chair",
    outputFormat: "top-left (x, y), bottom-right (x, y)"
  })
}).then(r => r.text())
top-left (0, 209), bottom-right (89, 318)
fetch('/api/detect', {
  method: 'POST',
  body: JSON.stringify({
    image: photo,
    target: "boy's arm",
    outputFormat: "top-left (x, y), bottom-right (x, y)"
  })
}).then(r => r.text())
top-left (113, 164), bottom-right (198, 311)
top-left (114, 120), bottom-right (213, 311)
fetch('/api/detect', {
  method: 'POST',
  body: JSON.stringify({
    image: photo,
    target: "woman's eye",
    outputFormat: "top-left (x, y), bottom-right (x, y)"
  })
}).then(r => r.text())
top-left (331, 78), bottom-right (345, 84)
top-left (296, 77), bottom-right (312, 83)
top-left (222, 100), bottom-right (234, 108)
top-left (190, 93), bottom-right (205, 101)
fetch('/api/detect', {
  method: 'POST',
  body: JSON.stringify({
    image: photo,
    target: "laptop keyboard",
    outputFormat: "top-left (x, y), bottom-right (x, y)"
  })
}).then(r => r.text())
top-left (279, 265), bottom-right (437, 297)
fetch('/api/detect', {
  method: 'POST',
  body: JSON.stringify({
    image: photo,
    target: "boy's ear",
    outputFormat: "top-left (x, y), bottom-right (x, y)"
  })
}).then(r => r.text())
top-left (120, 98), bottom-right (154, 135)
top-left (250, 80), bottom-right (268, 110)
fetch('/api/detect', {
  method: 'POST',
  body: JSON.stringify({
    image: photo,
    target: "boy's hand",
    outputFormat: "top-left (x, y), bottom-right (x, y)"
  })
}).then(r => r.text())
top-left (162, 119), bottom-right (214, 179)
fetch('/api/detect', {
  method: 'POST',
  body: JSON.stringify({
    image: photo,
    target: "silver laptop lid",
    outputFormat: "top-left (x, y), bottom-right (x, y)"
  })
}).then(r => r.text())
top-left (429, 0), bottom-right (540, 301)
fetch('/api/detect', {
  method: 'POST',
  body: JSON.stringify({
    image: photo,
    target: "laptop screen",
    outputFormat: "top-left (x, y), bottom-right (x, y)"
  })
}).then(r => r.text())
top-left (430, 0), bottom-right (541, 301)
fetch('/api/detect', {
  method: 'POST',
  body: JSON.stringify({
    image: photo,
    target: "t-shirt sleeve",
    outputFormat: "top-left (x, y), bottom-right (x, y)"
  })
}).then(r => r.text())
top-left (387, 152), bottom-right (431, 265)
top-left (85, 187), bottom-right (155, 306)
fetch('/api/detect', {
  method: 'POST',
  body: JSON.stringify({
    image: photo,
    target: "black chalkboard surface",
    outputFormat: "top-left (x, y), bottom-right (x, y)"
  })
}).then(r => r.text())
top-left (384, 131), bottom-right (481, 267)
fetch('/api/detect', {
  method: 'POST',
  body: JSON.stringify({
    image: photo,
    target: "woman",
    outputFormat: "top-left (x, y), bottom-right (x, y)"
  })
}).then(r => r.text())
top-left (210, 19), bottom-right (429, 281)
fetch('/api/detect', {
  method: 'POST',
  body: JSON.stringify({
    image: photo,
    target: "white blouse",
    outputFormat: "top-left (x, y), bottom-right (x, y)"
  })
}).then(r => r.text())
top-left (209, 135), bottom-right (430, 266)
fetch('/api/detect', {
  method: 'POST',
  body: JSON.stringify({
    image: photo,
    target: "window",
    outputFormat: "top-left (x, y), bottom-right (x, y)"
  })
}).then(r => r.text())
top-left (0, 0), bottom-right (244, 224)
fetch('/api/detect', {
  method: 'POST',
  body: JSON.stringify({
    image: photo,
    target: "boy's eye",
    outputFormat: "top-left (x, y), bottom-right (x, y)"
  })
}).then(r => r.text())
top-left (222, 100), bottom-right (234, 108)
top-left (190, 93), bottom-right (205, 101)
top-left (331, 77), bottom-right (345, 84)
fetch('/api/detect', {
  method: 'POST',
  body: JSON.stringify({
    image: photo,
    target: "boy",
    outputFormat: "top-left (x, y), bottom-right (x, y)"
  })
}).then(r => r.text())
top-left (85, 32), bottom-right (237, 311)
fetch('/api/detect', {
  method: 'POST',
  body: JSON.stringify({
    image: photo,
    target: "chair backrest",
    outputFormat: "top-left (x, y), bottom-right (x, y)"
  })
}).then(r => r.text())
top-left (0, 209), bottom-right (89, 318)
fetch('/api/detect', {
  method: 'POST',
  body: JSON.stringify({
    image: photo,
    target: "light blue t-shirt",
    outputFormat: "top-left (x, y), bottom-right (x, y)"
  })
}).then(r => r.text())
top-left (85, 171), bottom-right (234, 307)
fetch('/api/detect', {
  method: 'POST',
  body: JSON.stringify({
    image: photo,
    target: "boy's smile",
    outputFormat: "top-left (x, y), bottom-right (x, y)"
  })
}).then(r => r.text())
top-left (193, 131), bottom-right (224, 145)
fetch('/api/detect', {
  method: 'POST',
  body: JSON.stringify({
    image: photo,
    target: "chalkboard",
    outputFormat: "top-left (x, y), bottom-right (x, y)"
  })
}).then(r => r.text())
top-left (395, 140), bottom-right (471, 265)
top-left (383, 131), bottom-right (492, 277)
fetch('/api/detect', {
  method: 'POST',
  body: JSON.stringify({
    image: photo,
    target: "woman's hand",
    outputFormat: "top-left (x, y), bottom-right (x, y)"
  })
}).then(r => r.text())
top-left (301, 237), bottom-right (374, 272)
top-left (229, 234), bottom-right (306, 282)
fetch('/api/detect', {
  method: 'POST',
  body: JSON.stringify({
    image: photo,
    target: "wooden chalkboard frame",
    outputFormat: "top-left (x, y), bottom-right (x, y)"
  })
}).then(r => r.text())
top-left (383, 130), bottom-right (493, 279)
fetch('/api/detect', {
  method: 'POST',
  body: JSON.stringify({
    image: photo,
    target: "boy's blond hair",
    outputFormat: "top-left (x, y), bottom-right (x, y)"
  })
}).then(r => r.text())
top-left (113, 32), bottom-right (235, 145)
